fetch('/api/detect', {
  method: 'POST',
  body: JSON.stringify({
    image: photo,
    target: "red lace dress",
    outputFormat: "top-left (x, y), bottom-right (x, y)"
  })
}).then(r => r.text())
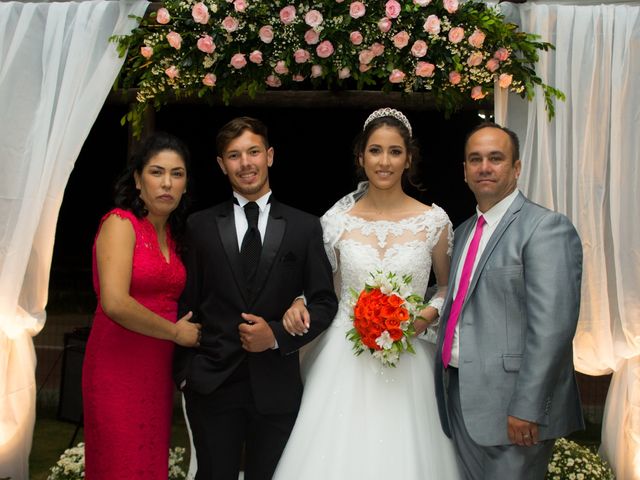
top-left (82, 208), bottom-right (186, 479)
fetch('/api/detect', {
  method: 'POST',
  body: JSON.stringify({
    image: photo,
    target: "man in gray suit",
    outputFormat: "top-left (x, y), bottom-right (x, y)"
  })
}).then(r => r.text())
top-left (435, 123), bottom-right (584, 479)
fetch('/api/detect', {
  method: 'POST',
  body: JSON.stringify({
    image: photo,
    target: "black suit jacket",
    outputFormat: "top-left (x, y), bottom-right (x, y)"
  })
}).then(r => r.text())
top-left (173, 198), bottom-right (338, 415)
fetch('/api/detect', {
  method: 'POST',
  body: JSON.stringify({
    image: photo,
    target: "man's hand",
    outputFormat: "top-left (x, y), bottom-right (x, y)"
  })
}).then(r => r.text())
top-left (282, 298), bottom-right (310, 336)
top-left (238, 313), bottom-right (276, 352)
top-left (508, 415), bottom-right (539, 447)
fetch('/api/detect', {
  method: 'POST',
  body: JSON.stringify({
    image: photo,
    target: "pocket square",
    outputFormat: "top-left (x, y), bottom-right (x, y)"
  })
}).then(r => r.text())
top-left (280, 251), bottom-right (297, 263)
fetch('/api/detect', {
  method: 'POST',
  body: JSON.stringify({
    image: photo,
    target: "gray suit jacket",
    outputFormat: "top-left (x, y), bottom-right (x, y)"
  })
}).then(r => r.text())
top-left (435, 192), bottom-right (585, 446)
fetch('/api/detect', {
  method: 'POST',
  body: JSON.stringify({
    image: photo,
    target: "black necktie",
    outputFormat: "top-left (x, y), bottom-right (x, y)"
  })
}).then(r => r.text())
top-left (241, 201), bottom-right (261, 284)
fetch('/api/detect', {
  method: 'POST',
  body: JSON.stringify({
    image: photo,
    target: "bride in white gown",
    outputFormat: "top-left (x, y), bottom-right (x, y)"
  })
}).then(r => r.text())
top-left (273, 108), bottom-right (461, 479)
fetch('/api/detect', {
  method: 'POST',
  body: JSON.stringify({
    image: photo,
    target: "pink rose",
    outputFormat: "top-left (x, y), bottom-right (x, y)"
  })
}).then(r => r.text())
top-left (234, 0), bottom-right (247, 13)
top-left (449, 71), bottom-right (461, 85)
top-left (222, 16), bottom-right (239, 33)
top-left (349, 1), bottom-right (366, 19)
top-left (304, 28), bottom-right (320, 45)
top-left (197, 35), bottom-right (215, 54)
top-left (415, 61), bottom-right (435, 77)
top-left (448, 27), bottom-right (464, 44)
top-left (305, 9), bottom-right (323, 28)
top-left (140, 46), bottom-right (153, 59)
top-left (202, 73), bottom-right (217, 87)
top-left (292, 74), bottom-right (306, 82)
top-left (316, 40), bottom-right (334, 58)
top-left (359, 63), bottom-right (371, 73)
top-left (266, 75), bottom-right (282, 88)
top-left (486, 58), bottom-right (500, 72)
top-left (371, 42), bottom-right (385, 57)
top-left (338, 67), bottom-right (351, 79)
top-left (467, 52), bottom-right (483, 67)
top-left (249, 50), bottom-right (263, 64)
top-left (294, 49), bottom-right (311, 64)
top-left (471, 86), bottom-right (487, 100)
top-left (167, 31), bottom-right (182, 50)
top-left (385, 0), bottom-right (402, 19)
top-left (498, 73), bottom-right (513, 88)
top-left (359, 49), bottom-right (375, 65)
top-left (378, 17), bottom-right (392, 33)
top-left (423, 15), bottom-right (440, 35)
top-left (494, 47), bottom-right (510, 61)
top-left (230, 53), bottom-right (247, 69)
top-left (350, 31), bottom-right (363, 45)
top-left (192, 3), bottom-right (210, 24)
top-left (393, 31), bottom-right (410, 49)
top-left (468, 29), bottom-right (486, 48)
top-left (410, 40), bottom-right (428, 58)
top-left (389, 69), bottom-right (406, 84)
top-left (311, 64), bottom-right (323, 78)
top-left (443, 0), bottom-right (459, 14)
top-left (164, 66), bottom-right (179, 79)
top-left (156, 7), bottom-right (170, 25)
top-left (414, 0), bottom-right (431, 5)
top-left (280, 5), bottom-right (297, 24)
top-left (274, 60), bottom-right (289, 75)
top-left (259, 25), bottom-right (274, 44)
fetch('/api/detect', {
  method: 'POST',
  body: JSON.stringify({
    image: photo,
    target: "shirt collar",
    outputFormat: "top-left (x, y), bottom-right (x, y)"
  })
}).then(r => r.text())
top-left (475, 189), bottom-right (519, 227)
top-left (233, 190), bottom-right (272, 212)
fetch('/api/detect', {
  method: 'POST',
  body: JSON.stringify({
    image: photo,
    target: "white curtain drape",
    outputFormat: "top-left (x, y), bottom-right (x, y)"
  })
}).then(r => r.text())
top-left (0, 1), bottom-right (147, 477)
top-left (496, 3), bottom-right (640, 478)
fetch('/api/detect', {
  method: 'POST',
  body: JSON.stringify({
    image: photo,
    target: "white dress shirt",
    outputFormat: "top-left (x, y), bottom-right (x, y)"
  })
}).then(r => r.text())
top-left (448, 189), bottom-right (520, 368)
top-left (232, 190), bottom-right (271, 249)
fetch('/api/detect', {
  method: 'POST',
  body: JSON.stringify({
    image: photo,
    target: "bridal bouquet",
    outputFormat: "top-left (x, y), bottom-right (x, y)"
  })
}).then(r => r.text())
top-left (347, 271), bottom-right (425, 367)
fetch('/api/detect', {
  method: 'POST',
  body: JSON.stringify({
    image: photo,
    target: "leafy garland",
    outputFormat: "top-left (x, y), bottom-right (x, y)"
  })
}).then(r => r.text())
top-left (113, 0), bottom-right (564, 135)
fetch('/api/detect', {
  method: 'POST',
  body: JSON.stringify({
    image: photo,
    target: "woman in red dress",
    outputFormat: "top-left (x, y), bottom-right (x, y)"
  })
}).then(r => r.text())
top-left (82, 132), bottom-right (201, 479)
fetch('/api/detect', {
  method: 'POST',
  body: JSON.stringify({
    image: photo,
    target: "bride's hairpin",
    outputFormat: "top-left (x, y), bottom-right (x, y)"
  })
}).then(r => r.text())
top-left (363, 108), bottom-right (413, 138)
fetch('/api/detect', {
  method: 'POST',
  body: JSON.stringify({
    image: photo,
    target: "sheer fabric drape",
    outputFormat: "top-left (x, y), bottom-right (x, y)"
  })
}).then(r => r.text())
top-left (496, 3), bottom-right (640, 478)
top-left (0, 1), bottom-right (146, 477)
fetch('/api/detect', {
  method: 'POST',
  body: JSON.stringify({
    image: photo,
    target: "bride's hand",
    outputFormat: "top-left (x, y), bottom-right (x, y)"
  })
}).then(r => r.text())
top-left (283, 298), bottom-right (309, 336)
top-left (413, 306), bottom-right (439, 336)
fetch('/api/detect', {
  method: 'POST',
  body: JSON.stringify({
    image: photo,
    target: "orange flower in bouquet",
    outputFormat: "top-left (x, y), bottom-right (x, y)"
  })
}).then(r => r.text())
top-left (347, 271), bottom-right (426, 367)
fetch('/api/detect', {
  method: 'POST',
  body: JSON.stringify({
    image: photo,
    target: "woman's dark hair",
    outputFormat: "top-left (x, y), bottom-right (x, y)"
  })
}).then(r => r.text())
top-left (113, 131), bottom-right (192, 252)
top-left (352, 114), bottom-right (424, 191)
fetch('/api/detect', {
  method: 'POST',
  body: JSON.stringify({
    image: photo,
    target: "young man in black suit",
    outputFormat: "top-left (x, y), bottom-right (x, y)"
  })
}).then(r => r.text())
top-left (174, 117), bottom-right (338, 480)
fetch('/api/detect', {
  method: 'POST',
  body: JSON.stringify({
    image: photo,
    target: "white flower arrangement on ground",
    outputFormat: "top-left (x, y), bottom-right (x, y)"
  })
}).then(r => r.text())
top-left (46, 442), bottom-right (187, 480)
top-left (545, 438), bottom-right (614, 480)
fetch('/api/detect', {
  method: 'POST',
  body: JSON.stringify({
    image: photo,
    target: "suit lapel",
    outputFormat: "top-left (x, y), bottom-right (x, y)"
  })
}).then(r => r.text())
top-left (216, 200), bottom-right (250, 305)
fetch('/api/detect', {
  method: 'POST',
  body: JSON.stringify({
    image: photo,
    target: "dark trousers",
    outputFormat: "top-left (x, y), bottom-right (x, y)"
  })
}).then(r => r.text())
top-left (184, 378), bottom-right (297, 480)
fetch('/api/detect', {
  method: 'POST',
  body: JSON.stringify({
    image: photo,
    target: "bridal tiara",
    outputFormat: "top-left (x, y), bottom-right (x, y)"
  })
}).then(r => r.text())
top-left (363, 108), bottom-right (413, 138)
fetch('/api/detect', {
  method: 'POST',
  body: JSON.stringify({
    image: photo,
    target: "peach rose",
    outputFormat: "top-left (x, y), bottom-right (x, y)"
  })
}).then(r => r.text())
top-left (338, 67), bottom-right (351, 79)
top-left (449, 71), bottom-right (461, 85)
top-left (305, 9), bottom-right (323, 27)
top-left (359, 49), bottom-right (375, 65)
top-left (423, 15), bottom-right (440, 35)
top-left (259, 25), bottom-right (274, 43)
top-left (486, 58), bottom-right (500, 72)
top-left (389, 69), bottom-right (406, 83)
top-left (292, 74), bottom-right (306, 82)
top-left (316, 40), bottom-right (335, 58)
top-left (410, 40), bottom-right (428, 58)
top-left (467, 51), bottom-right (483, 67)
top-left (311, 64), bottom-right (323, 78)
top-left (197, 35), bottom-right (215, 54)
top-left (230, 53), bottom-right (247, 69)
top-left (414, 0), bottom-right (431, 5)
top-left (349, 1), bottom-right (366, 19)
top-left (202, 73), bottom-right (217, 87)
top-left (265, 75), bottom-right (282, 88)
top-left (378, 17), bottom-right (392, 33)
top-left (471, 86), bottom-right (486, 100)
top-left (448, 27), bottom-right (464, 44)
top-left (415, 61), bottom-right (435, 77)
top-left (222, 16), bottom-right (239, 33)
top-left (280, 5), bottom-right (297, 24)
top-left (494, 47), bottom-right (510, 61)
top-left (498, 73), bottom-right (513, 88)
top-left (443, 0), bottom-right (459, 14)
top-left (249, 50), bottom-right (263, 64)
top-left (294, 49), bottom-right (311, 64)
top-left (371, 42), bottom-right (385, 56)
top-left (304, 28), bottom-right (320, 45)
top-left (156, 7), bottom-right (170, 25)
top-left (164, 66), bottom-right (179, 79)
top-left (359, 63), bottom-right (371, 73)
top-left (192, 3), bottom-right (210, 24)
top-left (233, 0), bottom-right (247, 13)
top-left (350, 31), bottom-right (363, 45)
top-left (385, 0), bottom-right (401, 19)
top-left (274, 60), bottom-right (289, 75)
top-left (140, 46), bottom-right (153, 59)
top-left (393, 31), bottom-right (410, 49)
top-left (167, 31), bottom-right (182, 50)
top-left (468, 29), bottom-right (486, 48)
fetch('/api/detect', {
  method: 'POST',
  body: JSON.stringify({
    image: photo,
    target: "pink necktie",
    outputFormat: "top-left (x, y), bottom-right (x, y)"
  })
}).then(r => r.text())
top-left (442, 215), bottom-right (486, 368)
